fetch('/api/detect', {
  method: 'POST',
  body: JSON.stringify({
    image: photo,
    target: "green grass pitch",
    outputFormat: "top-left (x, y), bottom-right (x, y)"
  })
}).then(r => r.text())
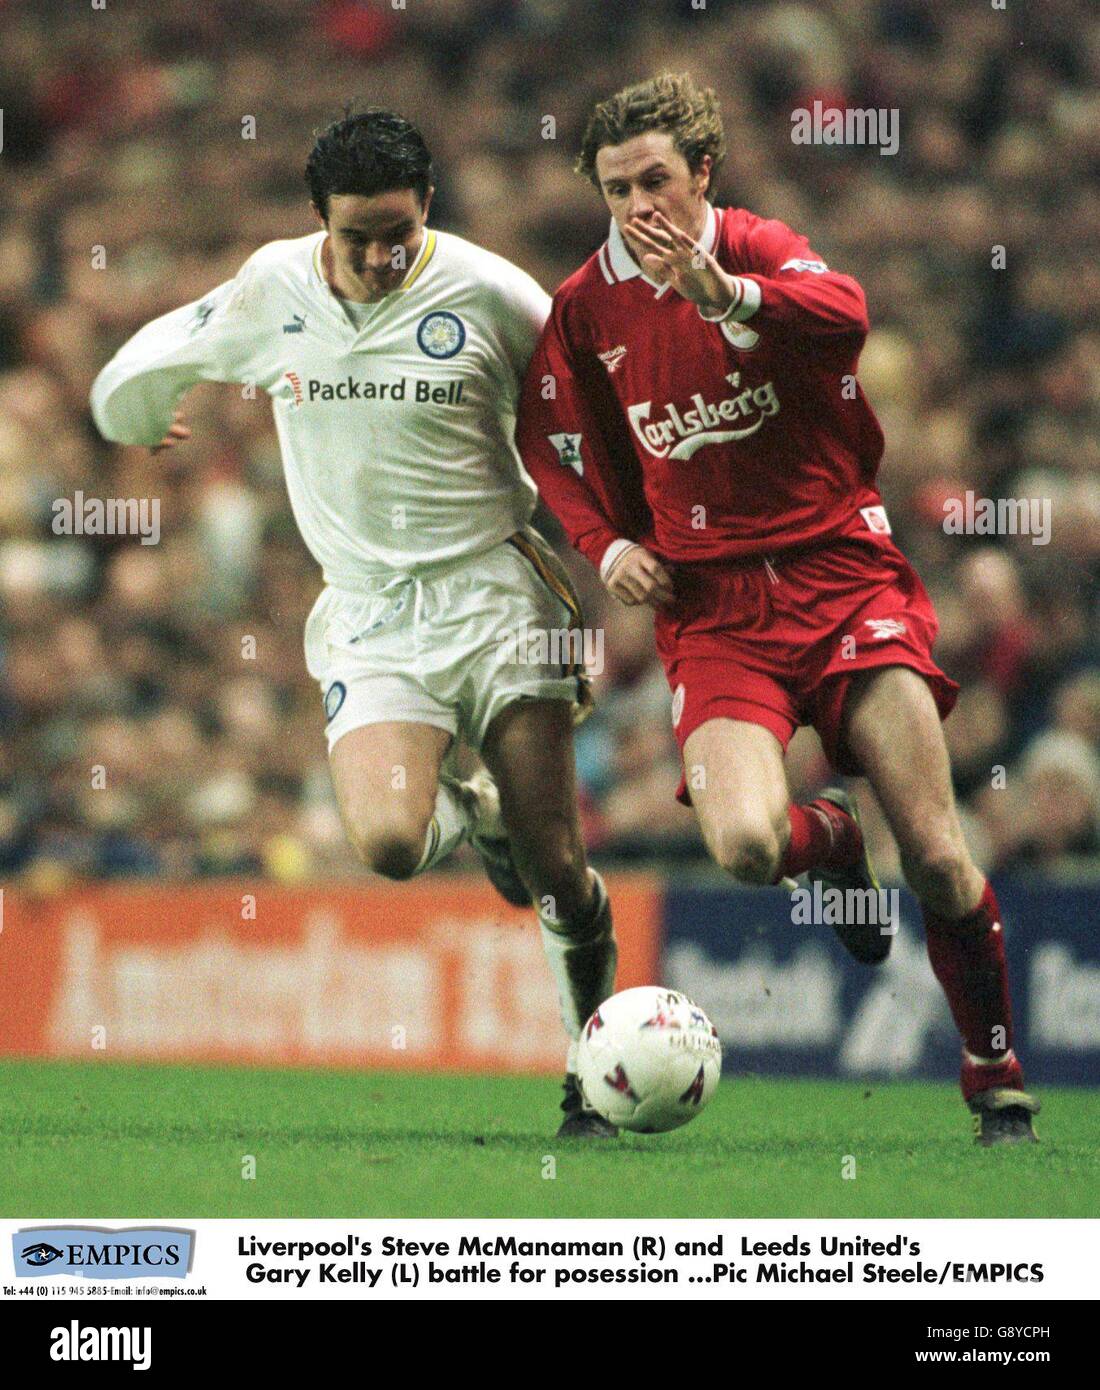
top-left (2, 1060), bottom-right (1096, 1218)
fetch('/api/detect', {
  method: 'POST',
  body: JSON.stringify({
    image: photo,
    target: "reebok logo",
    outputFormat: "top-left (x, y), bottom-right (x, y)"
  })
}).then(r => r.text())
top-left (864, 618), bottom-right (907, 641)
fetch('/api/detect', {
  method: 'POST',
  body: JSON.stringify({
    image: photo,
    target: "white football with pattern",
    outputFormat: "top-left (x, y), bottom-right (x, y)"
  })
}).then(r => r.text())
top-left (577, 986), bottom-right (722, 1133)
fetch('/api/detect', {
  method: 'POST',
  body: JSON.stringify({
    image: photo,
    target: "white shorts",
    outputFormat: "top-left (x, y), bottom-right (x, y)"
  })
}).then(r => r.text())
top-left (305, 530), bottom-right (589, 753)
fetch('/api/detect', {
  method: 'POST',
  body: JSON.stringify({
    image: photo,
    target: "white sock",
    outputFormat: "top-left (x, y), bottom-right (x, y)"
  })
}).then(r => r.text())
top-left (539, 870), bottom-right (617, 1044)
top-left (413, 777), bottom-right (474, 875)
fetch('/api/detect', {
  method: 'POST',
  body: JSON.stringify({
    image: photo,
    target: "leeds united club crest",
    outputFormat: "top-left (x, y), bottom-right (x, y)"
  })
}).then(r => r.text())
top-left (417, 311), bottom-right (466, 359)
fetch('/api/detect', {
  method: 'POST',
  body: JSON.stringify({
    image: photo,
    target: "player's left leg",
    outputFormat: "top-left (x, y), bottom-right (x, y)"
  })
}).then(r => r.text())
top-left (480, 696), bottom-right (618, 1138)
top-left (841, 665), bottom-right (1039, 1144)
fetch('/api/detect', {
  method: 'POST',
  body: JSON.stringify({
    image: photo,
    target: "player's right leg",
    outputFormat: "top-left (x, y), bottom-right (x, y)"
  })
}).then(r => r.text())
top-left (328, 720), bottom-right (456, 879)
top-left (658, 557), bottom-right (884, 959)
top-left (679, 713), bottom-right (879, 961)
top-left (682, 717), bottom-right (790, 882)
top-left (306, 581), bottom-right (524, 892)
top-left (328, 719), bottom-right (528, 893)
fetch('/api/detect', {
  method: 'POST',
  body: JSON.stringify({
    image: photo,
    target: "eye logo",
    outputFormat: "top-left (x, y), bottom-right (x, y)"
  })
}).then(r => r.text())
top-left (22, 1242), bottom-right (63, 1266)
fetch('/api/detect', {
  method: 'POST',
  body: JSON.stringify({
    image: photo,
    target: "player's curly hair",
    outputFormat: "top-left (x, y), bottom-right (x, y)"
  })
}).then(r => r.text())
top-left (575, 72), bottom-right (726, 190)
top-left (306, 106), bottom-right (434, 219)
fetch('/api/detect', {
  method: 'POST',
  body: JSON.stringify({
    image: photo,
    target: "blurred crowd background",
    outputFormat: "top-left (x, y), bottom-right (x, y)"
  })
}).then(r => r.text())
top-left (1, 0), bottom-right (1097, 885)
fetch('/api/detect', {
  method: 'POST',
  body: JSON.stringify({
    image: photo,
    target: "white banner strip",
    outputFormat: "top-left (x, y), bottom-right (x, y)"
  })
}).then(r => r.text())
top-left (3, 1219), bottom-right (1096, 1301)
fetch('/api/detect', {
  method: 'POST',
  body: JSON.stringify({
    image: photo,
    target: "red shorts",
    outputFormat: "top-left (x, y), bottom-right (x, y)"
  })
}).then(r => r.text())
top-left (654, 524), bottom-right (959, 804)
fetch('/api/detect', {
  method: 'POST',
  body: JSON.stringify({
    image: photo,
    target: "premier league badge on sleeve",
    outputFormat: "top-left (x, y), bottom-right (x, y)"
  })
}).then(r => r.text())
top-left (548, 432), bottom-right (584, 476)
top-left (417, 311), bottom-right (466, 358)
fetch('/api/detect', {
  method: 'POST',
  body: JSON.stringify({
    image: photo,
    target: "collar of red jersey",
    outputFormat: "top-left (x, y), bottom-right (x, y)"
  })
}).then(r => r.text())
top-left (603, 203), bottom-right (720, 293)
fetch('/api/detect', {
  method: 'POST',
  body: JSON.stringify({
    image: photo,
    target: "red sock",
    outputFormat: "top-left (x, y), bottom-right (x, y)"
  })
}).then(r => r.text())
top-left (778, 799), bottom-right (862, 880)
top-left (923, 881), bottom-right (1024, 1101)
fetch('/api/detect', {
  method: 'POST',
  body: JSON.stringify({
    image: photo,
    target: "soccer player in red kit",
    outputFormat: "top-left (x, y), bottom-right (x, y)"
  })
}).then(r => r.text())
top-left (516, 73), bottom-right (1039, 1145)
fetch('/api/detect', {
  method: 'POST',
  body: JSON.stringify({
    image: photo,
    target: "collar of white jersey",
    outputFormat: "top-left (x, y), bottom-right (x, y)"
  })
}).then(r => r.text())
top-left (600, 203), bottom-right (720, 294)
top-left (310, 226), bottom-right (439, 299)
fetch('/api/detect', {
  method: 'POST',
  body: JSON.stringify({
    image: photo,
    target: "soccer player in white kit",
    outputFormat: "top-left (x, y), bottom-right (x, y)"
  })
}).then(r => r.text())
top-left (89, 109), bottom-right (618, 1138)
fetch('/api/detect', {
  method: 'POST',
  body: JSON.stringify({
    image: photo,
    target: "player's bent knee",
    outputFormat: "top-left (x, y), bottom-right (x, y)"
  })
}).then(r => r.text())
top-left (346, 818), bottom-right (431, 880)
top-left (902, 836), bottom-right (972, 900)
top-left (708, 822), bottom-right (782, 885)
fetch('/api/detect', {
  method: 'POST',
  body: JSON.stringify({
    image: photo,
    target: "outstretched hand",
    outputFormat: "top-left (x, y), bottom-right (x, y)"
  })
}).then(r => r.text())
top-left (622, 210), bottom-right (735, 316)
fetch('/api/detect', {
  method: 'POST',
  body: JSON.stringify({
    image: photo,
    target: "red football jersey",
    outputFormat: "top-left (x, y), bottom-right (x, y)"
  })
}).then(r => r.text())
top-left (516, 204), bottom-right (888, 574)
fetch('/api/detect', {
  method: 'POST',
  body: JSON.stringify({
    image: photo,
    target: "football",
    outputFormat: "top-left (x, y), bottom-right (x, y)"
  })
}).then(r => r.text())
top-left (577, 986), bottom-right (722, 1133)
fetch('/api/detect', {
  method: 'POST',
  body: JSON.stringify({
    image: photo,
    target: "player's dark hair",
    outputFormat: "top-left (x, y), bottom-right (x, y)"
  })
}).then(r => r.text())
top-left (576, 72), bottom-right (725, 191)
top-left (306, 107), bottom-right (434, 218)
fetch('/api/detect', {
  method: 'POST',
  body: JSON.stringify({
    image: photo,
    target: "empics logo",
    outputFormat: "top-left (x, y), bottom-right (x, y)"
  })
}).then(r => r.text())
top-left (628, 373), bottom-right (780, 460)
top-left (13, 1227), bottom-right (193, 1280)
top-left (22, 1242), bottom-right (64, 1267)
top-left (50, 1322), bottom-right (151, 1372)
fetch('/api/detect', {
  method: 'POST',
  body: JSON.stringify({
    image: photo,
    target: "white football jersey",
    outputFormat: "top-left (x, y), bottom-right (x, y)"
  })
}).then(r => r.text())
top-left (90, 229), bottom-right (551, 585)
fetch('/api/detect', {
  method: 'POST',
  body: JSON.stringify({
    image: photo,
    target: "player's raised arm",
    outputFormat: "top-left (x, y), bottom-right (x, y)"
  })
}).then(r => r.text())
top-left (706, 214), bottom-right (869, 346)
top-left (90, 260), bottom-right (261, 448)
top-left (626, 207), bottom-right (869, 349)
top-left (728, 218), bottom-right (873, 346)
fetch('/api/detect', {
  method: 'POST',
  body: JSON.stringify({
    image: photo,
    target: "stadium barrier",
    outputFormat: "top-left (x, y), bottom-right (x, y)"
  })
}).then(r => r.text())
top-left (2, 876), bottom-right (1095, 1083)
top-left (664, 878), bottom-right (1100, 1086)
top-left (0, 877), bottom-right (661, 1072)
